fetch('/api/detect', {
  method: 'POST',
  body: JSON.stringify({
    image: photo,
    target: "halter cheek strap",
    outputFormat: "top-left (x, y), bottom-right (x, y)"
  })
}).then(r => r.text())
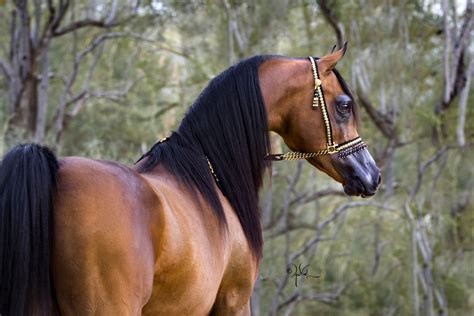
top-left (266, 56), bottom-right (367, 161)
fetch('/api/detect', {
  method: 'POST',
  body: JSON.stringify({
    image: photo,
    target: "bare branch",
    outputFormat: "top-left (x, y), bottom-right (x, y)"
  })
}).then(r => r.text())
top-left (34, 47), bottom-right (49, 142)
top-left (222, 0), bottom-right (235, 65)
top-left (316, 0), bottom-right (345, 48)
top-left (9, 9), bottom-right (16, 61)
top-left (50, 0), bottom-right (70, 33)
top-left (289, 188), bottom-right (346, 207)
top-left (457, 58), bottom-right (472, 146)
top-left (0, 58), bottom-right (22, 115)
top-left (32, 0), bottom-right (42, 47)
top-left (356, 84), bottom-right (396, 139)
top-left (443, 0), bottom-right (452, 104)
top-left (279, 265), bottom-right (358, 314)
top-left (53, 30), bottom-right (157, 146)
top-left (409, 146), bottom-right (452, 200)
top-left (289, 201), bottom-right (397, 264)
top-left (53, 10), bottom-right (135, 38)
top-left (105, 0), bottom-right (119, 25)
top-left (53, 19), bottom-right (118, 37)
top-left (0, 59), bottom-right (14, 82)
top-left (280, 278), bottom-right (356, 309)
top-left (88, 84), bottom-right (137, 102)
top-left (452, 2), bottom-right (473, 73)
top-left (264, 162), bottom-right (303, 231)
top-left (49, 0), bottom-right (131, 37)
top-left (268, 198), bottom-right (393, 315)
top-left (151, 102), bottom-right (179, 119)
top-left (371, 222), bottom-right (382, 276)
top-left (64, 91), bottom-right (88, 109)
top-left (436, 1), bottom-right (473, 113)
top-left (75, 32), bottom-right (158, 63)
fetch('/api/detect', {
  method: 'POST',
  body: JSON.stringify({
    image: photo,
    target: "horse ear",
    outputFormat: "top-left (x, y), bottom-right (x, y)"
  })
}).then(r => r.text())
top-left (319, 41), bottom-right (348, 74)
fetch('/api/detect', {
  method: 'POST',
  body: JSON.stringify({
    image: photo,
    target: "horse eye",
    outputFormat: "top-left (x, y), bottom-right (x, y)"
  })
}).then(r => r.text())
top-left (339, 102), bottom-right (350, 109)
top-left (335, 95), bottom-right (352, 113)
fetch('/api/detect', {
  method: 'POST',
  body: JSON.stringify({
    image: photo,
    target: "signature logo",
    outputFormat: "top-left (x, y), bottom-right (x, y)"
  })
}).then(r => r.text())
top-left (287, 263), bottom-right (320, 287)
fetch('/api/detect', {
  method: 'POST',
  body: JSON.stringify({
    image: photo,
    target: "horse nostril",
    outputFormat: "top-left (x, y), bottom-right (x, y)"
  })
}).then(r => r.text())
top-left (377, 173), bottom-right (382, 186)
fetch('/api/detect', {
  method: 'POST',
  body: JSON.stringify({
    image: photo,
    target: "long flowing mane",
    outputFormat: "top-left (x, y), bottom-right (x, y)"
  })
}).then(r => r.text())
top-left (137, 56), bottom-right (271, 258)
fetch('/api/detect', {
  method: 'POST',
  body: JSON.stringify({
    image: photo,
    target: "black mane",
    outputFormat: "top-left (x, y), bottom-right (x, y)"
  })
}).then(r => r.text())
top-left (136, 55), bottom-right (357, 258)
top-left (137, 56), bottom-right (271, 258)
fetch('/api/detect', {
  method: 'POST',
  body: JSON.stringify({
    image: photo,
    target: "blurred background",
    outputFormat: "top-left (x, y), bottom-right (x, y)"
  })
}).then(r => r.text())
top-left (0, 0), bottom-right (472, 315)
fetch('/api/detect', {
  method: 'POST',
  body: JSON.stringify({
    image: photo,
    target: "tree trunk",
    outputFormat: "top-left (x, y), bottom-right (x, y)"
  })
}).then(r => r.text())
top-left (5, 74), bottom-right (37, 145)
top-left (35, 46), bottom-right (49, 143)
top-left (250, 274), bottom-right (261, 315)
top-left (3, 1), bottom-right (40, 146)
top-left (456, 59), bottom-right (472, 147)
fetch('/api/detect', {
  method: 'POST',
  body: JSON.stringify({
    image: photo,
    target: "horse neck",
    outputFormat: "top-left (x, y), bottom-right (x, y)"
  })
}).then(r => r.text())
top-left (259, 58), bottom-right (314, 134)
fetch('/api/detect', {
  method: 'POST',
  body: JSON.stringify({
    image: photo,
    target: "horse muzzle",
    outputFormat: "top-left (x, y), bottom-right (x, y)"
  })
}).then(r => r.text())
top-left (333, 148), bottom-right (381, 198)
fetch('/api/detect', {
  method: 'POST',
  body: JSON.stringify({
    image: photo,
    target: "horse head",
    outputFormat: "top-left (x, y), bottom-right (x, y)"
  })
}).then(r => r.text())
top-left (260, 44), bottom-right (381, 197)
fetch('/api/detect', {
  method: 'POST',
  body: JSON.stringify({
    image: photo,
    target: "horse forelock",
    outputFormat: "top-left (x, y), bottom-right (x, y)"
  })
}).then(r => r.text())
top-left (137, 55), bottom-right (273, 258)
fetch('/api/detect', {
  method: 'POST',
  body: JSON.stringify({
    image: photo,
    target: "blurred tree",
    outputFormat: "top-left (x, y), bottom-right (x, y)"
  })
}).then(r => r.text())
top-left (0, 0), bottom-right (167, 150)
top-left (0, 0), bottom-right (472, 315)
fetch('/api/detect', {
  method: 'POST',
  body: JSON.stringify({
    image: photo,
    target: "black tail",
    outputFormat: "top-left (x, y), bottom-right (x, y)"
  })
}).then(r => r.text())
top-left (0, 144), bottom-right (59, 315)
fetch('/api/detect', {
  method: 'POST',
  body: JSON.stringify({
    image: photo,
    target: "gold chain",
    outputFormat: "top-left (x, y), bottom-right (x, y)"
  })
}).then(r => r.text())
top-left (206, 156), bottom-right (219, 182)
top-left (267, 138), bottom-right (366, 161)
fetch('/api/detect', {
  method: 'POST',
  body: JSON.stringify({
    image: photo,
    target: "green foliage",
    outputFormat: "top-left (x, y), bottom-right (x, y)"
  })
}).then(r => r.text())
top-left (0, 0), bottom-right (472, 314)
top-left (444, 276), bottom-right (469, 309)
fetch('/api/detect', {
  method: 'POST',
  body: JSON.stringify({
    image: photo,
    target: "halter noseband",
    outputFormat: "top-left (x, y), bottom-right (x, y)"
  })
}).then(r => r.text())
top-left (266, 56), bottom-right (367, 161)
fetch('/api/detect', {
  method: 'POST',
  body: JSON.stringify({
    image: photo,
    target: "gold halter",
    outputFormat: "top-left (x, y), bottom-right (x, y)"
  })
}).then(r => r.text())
top-left (266, 56), bottom-right (366, 161)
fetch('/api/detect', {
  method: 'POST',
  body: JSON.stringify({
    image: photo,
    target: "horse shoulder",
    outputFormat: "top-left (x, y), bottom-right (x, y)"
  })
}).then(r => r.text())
top-left (211, 195), bottom-right (258, 314)
top-left (138, 171), bottom-right (232, 314)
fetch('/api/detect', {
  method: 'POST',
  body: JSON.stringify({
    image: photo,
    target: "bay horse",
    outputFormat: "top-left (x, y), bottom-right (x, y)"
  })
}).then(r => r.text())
top-left (0, 45), bottom-right (380, 315)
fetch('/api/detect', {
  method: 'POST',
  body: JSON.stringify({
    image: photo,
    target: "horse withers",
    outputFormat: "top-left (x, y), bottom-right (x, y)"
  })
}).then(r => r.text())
top-left (0, 45), bottom-right (380, 315)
